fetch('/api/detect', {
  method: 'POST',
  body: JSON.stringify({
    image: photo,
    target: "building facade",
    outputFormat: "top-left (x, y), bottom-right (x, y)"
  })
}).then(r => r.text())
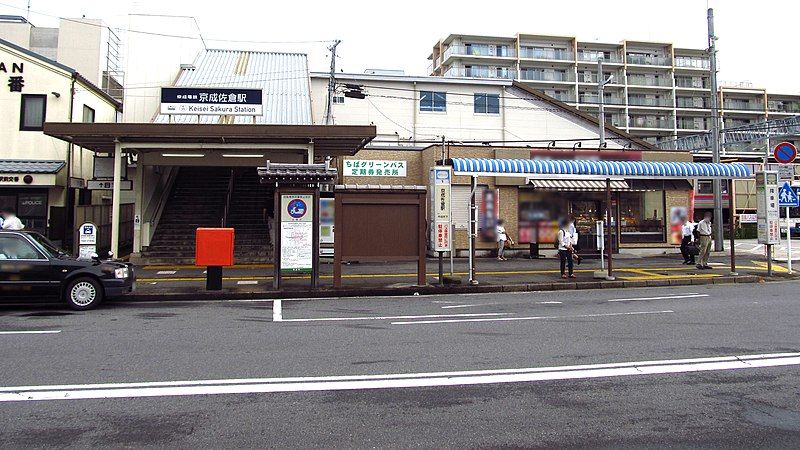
top-left (0, 37), bottom-right (121, 244)
top-left (428, 33), bottom-right (800, 146)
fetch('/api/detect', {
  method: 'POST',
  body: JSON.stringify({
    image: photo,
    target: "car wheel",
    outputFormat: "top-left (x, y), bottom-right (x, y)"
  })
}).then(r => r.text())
top-left (65, 277), bottom-right (104, 310)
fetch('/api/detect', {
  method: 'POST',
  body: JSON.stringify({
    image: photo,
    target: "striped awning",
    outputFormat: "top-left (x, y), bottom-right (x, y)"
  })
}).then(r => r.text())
top-left (450, 158), bottom-right (752, 179)
top-left (528, 179), bottom-right (630, 191)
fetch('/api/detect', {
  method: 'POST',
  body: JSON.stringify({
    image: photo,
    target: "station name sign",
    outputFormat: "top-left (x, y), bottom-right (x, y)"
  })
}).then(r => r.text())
top-left (160, 87), bottom-right (263, 116)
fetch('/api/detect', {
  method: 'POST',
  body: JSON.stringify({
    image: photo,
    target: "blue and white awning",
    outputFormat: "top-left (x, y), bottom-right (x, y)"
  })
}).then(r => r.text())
top-left (450, 158), bottom-right (752, 179)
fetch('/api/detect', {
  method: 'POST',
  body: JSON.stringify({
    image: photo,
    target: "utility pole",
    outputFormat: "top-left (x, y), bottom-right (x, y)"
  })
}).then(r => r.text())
top-left (598, 58), bottom-right (606, 147)
top-left (324, 40), bottom-right (341, 125)
top-left (708, 8), bottom-right (725, 251)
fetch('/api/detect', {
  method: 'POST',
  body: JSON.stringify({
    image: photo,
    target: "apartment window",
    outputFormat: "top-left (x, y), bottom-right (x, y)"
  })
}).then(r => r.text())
top-left (474, 93), bottom-right (500, 114)
top-left (82, 105), bottom-right (95, 123)
top-left (20, 94), bottom-right (47, 131)
top-left (332, 96), bottom-right (345, 104)
top-left (420, 91), bottom-right (446, 112)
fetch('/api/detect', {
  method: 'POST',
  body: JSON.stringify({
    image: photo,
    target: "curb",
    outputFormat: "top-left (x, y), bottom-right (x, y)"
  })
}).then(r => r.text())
top-left (122, 274), bottom-right (764, 303)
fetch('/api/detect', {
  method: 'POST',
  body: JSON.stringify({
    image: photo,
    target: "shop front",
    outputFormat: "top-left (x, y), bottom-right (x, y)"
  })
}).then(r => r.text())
top-left (0, 161), bottom-right (65, 236)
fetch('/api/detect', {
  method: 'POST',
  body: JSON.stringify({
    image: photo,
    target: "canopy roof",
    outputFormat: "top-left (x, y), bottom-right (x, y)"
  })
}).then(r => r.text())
top-left (450, 158), bottom-right (752, 180)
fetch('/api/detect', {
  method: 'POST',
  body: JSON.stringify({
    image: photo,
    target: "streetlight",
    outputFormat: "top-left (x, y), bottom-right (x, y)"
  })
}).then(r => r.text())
top-left (598, 58), bottom-right (614, 147)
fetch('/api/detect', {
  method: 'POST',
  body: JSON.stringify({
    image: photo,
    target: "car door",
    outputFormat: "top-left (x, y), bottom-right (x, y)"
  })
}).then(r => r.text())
top-left (0, 235), bottom-right (58, 300)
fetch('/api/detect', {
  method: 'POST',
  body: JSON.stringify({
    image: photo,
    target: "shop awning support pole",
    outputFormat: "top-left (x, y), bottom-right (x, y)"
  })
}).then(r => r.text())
top-left (729, 183), bottom-right (738, 276)
top-left (605, 178), bottom-right (612, 278)
top-left (110, 141), bottom-right (122, 257)
top-left (468, 175), bottom-right (478, 285)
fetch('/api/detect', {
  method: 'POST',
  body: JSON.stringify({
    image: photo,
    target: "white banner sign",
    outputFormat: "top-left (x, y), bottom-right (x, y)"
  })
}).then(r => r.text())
top-left (344, 160), bottom-right (407, 177)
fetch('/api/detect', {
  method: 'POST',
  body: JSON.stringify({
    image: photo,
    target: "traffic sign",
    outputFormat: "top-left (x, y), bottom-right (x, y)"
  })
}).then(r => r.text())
top-left (778, 182), bottom-right (799, 208)
top-left (774, 142), bottom-right (797, 165)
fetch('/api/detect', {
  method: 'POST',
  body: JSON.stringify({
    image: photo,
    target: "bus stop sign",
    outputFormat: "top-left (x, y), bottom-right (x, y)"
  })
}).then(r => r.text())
top-left (774, 142), bottom-right (797, 165)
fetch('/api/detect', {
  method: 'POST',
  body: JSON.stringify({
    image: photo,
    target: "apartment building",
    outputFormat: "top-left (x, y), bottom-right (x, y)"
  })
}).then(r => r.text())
top-left (429, 33), bottom-right (800, 146)
top-left (0, 15), bottom-right (123, 100)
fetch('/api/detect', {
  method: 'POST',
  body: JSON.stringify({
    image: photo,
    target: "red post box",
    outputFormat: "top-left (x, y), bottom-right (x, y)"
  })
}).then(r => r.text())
top-left (196, 228), bottom-right (234, 290)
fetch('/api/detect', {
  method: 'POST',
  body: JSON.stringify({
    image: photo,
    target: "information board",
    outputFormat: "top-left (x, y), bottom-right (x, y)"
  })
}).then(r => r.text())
top-left (429, 167), bottom-right (452, 252)
top-left (280, 194), bottom-right (314, 272)
top-left (756, 171), bottom-right (780, 245)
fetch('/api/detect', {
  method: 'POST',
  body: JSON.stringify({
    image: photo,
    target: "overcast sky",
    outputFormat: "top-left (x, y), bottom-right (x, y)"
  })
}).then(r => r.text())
top-left (4, 0), bottom-right (797, 93)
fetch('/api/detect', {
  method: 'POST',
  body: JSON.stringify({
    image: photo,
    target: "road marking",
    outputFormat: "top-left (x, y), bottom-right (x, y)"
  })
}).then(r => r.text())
top-left (606, 293), bottom-right (709, 302)
top-left (441, 302), bottom-right (503, 309)
top-left (280, 313), bottom-right (509, 323)
top-left (431, 300), bottom-right (459, 304)
top-left (538, 301), bottom-right (563, 304)
top-left (237, 280), bottom-right (258, 285)
top-left (2, 352), bottom-right (796, 402)
top-left (391, 310), bottom-right (673, 325)
top-left (156, 270), bottom-right (177, 275)
top-left (0, 330), bottom-right (61, 335)
top-left (273, 300), bottom-right (282, 322)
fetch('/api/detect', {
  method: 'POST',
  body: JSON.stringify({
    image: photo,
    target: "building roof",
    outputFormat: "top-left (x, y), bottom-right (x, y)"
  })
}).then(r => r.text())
top-left (154, 49), bottom-right (312, 125)
top-left (0, 160), bottom-right (65, 174)
top-left (42, 123), bottom-right (376, 157)
top-left (0, 36), bottom-right (122, 110)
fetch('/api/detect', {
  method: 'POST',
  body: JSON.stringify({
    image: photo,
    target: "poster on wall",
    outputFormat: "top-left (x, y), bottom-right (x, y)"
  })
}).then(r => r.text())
top-left (280, 194), bottom-right (314, 273)
top-left (669, 206), bottom-right (688, 245)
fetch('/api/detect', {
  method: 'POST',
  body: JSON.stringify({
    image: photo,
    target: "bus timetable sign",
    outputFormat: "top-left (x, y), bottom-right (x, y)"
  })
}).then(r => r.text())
top-left (160, 87), bottom-right (263, 116)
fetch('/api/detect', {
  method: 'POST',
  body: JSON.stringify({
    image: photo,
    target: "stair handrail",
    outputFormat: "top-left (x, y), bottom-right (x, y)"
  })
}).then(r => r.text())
top-left (222, 168), bottom-right (235, 227)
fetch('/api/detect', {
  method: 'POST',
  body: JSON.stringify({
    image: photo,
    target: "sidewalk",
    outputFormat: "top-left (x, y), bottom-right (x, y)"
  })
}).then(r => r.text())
top-left (126, 249), bottom-right (795, 301)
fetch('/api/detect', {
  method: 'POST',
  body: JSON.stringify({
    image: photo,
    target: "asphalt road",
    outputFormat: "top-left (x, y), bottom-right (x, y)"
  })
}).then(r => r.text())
top-left (1, 282), bottom-right (800, 448)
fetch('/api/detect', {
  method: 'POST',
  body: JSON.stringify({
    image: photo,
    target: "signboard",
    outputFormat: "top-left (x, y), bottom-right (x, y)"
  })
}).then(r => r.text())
top-left (429, 167), bottom-right (452, 252)
top-left (160, 87), bottom-right (263, 116)
top-left (479, 189), bottom-right (500, 241)
top-left (77, 222), bottom-right (97, 260)
top-left (344, 160), bottom-right (407, 177)
top-left (739, 213), bottom-right (758, 224)
top-left (778, 165), bottom-right (795, 182)
top-left (669, 206), bottom-right (688, 245)
top-left (319, 197), bottom-right (335, 256)
top-left (773, 142), bottom-right (798, 165)
top-left (87, 180), bottom-right (133, 191)
top-left (756, 171), bottom-right (780, 245)
top-left (779, 182), bottom-right (800, 208)
top-left (280, 194), bottom-right (314, 273)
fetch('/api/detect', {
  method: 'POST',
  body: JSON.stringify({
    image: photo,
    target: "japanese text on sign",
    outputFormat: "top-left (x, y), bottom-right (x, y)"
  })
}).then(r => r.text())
top-left (344, 160), bottom-right (407, 177)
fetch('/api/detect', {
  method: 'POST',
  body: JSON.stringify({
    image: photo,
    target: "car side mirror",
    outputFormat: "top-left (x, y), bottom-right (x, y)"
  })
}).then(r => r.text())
top-left (91, 252), bottom-right (100, 262)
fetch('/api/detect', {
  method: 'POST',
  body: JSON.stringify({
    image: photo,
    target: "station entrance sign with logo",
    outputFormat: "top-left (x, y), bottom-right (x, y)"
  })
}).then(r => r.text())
top-left (279, 194), bottom-right (314, 273)
top-left (77, 222), bottom-right (98, 260)
top-left (160, 87), bottom-right (264, 116)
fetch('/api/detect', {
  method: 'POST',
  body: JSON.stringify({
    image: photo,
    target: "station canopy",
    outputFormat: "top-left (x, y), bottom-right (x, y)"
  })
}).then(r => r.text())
top-left (449, 158), bottom-right (752, 180)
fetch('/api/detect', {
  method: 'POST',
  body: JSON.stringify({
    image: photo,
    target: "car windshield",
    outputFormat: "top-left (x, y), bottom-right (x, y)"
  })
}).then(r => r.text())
top-left (27, 233), bottom-right (68, 258)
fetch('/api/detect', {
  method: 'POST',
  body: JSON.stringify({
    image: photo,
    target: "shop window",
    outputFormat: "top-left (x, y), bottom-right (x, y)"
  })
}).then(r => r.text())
top-left (20, 94), bottom-right (47, 131)
top-left (619, 192), bottom-right (665, 244)
top-left (82, 105), bottom-right (95, 123)
top-left (696, 180), bottom-right (728, 195)
top-left (474, 93), bottom-right (500, 114)
top-left (420, 91), bottom-right (446, 112)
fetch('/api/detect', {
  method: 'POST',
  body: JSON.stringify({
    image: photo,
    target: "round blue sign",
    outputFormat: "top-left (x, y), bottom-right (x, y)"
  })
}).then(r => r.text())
top-left (287, 198), bottom-right (307, 219)
top-left (774, 142), bottom-right (797, 165)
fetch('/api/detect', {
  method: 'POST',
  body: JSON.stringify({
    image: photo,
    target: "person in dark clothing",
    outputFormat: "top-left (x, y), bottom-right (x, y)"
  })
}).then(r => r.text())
top-left (679, 215), bottom-right (696, 265)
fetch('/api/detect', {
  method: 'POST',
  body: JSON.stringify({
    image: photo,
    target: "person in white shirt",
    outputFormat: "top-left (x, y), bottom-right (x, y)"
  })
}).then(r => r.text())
top-left (0, 208), bottom-right (24, 231)
top-left (557, 219), bottom-right (575, 279)
top-left (495, 219), bottom-right (514, 261)
top-left (568, 217), bottom-right (582, 265)
top-left (680, 216), bottom-right (696, 265)
top-left (696, 212), bottom-right (713, 269)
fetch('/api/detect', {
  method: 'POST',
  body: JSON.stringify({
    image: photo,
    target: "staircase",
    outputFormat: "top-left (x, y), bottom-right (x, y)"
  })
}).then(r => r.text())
top-left (227, 168), bottom-right (272, 263)
top-left (142, 167), bottom-right (231, 264)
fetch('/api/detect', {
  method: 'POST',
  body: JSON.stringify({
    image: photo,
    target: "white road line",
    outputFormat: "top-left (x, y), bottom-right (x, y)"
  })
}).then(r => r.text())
top-left (156, 270), bottom-right (177, 275)
top-left (606, 294), bottom-right (709, 302)
top-left (237, 280), bottom-right (258, 285)
top-left (0, 330), bottom-right (61, 335)
top-left (273, 300), bottom-right (282, 322)
top-left (538, 301), bottom-right (563, 304)
top-left (749, 245), bottom-right (762, 252)
top-left (441, 302), bottom-right (503, 309)
top-left (391, 310), bottom-right (673, 325)
top-left (1, 352), bottom-right (796, 402)
top-left (280, 313), bottom-right (509, 323)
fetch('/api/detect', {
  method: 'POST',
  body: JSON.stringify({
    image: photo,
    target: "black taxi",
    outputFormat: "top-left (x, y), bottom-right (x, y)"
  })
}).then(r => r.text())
top-left (0, 230), bottom-right (135, 310)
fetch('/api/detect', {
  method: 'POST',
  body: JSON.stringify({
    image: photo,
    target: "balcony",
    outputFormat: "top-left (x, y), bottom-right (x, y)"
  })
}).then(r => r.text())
top-left (578, 94), bottom-right (625, 105)
top-left (519, 70), bottom-right (574, 82)
top-left (629, 117), bottom-right (674, 129)
top-left (577, 73), bottom-right (621, 84)
top-left (676, 97), bottom-right (710, 109)
top-left (519, 47), bottom-right (573, 61)
top-left (768, 102), bottom-right (800, 113)
top-left (675, 78), bottom-right (710, 89)
top-left (677, 120), bottom-right (710, 130)
top-left (544, 92), bottom-right (576, 102)
top-left (577, 52), bottom-right (623, 63)
top-left (443, 67), bottom-right (517, 79)
top-left (443, 45), bottom-right (516, 60)
top-left (723, 101), bottom-right (765, 111)
top-left (674, 57), bottom-right (711, 70)
top-left (627, 76), bottom-right (673, 88)
top-left (626, 54), bottom-right (671, 66)
top-left (628, 97), bottom-right (673, 107)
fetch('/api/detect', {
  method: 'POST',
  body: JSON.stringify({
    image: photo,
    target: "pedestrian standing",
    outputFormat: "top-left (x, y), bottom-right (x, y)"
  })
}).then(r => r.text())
top-left (680, 215), bottom-right (696, 265)
top-left (558, 219), bottom-right (575, 279)
top-left (696, 212), bottom-right (713, 270)
top-left (569, 217), bottom-right (582, 265)
top-left (0, 208), bottom-right (24, 230)
top-left (495, 219), bottom-right (514, 261)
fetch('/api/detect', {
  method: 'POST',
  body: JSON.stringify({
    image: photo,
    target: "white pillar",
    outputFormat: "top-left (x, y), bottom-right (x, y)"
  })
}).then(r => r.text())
top-left (132, 161), bottom-right (144, 254)
top-left (307, 143), bottom-right (315, 164)
top-left (110, 141), bottom-right (122, 256)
